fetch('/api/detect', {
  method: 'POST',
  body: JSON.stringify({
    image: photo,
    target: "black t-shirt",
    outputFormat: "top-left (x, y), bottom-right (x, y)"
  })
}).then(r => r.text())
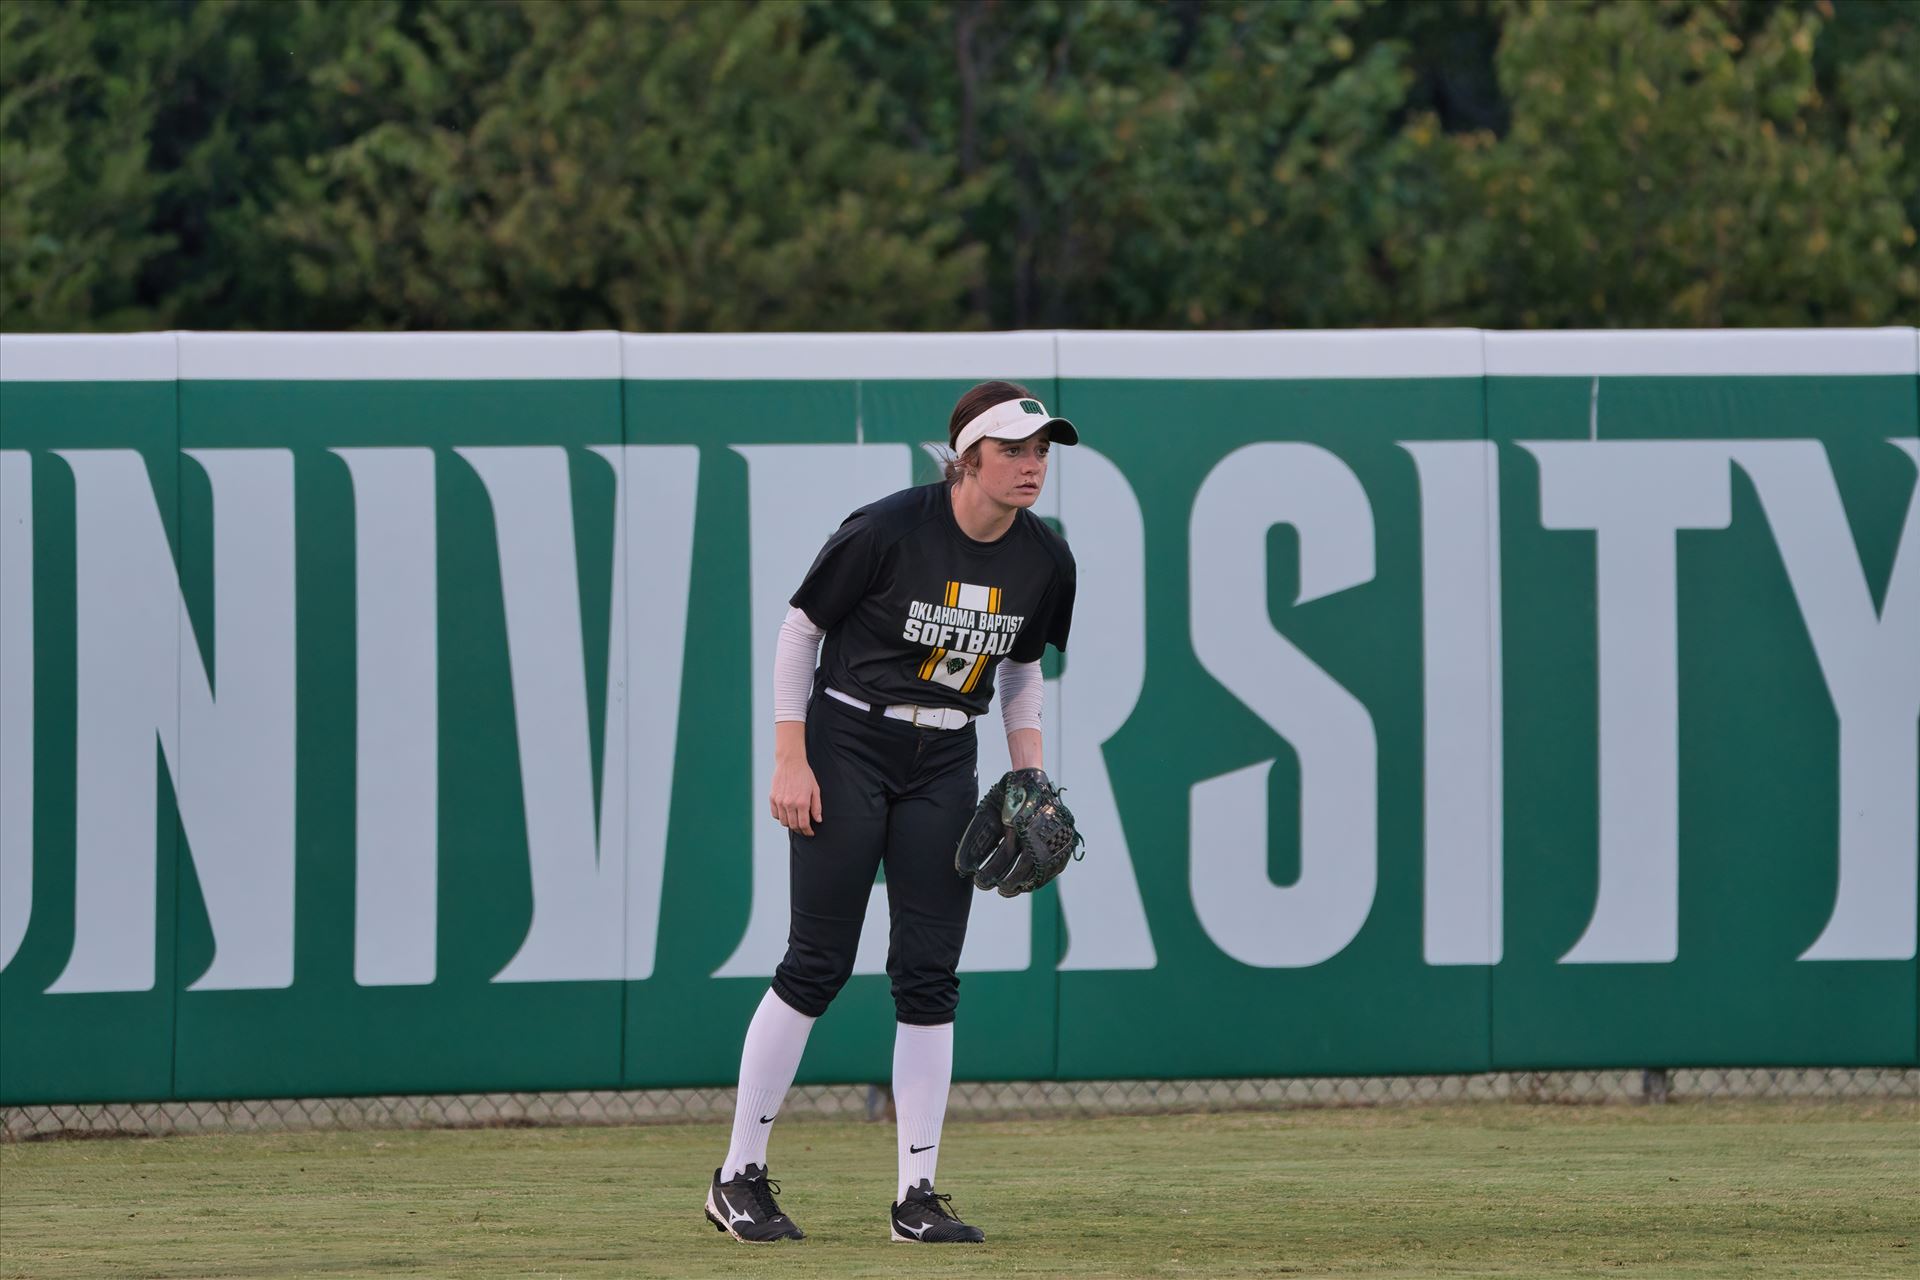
top-left (790, 481), bottom-right (1076, 716)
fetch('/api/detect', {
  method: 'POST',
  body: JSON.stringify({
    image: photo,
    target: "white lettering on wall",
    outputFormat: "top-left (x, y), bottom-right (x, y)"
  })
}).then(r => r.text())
top-left (334, 448), bottom-right (439, 987)
top-left (1401, 441), bottom-right (1504, 965)
top-left (178, 450), bottom-right (298, 990)
top-left (1524, 441), bottom-right (1733, 965)
top-left (46, 450), bottom-right (175, 992)
top-left (1050, 445), bottom-right (1156, 970)
top-left (1732, 438), bottom-right (1919, 961)
top-left (0, 451), bottom-right (31, 971)
top-left (11, 429), bottom-right (1909, 993)
top-left (49, 448), bottom-right (296, 994)
top-left (462, 445), bottom-right (622, 982)
top-left (460, 444), bottom-right (700, 983)
top-left (602, 444), bottom-right (701, 981)
top-left (1188, 443), bottom-right (1379, 967)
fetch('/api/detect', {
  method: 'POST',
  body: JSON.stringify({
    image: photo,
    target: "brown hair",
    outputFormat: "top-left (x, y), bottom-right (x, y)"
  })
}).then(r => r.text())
top-left (943, 379), bottom-right (1036, 485)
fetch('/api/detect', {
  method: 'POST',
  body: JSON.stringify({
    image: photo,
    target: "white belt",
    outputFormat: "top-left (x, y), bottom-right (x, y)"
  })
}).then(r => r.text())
top-left (826, 687), bottom-right (974, 731)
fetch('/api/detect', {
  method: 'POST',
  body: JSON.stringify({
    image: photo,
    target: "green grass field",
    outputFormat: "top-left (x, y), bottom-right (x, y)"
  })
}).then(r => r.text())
top-left (2, 1100), bottom-right (1913, 1278)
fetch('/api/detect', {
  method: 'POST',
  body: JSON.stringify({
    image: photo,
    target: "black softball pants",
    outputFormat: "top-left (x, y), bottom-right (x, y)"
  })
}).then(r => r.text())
top-left (771, 692), bottom-right (979, 1026)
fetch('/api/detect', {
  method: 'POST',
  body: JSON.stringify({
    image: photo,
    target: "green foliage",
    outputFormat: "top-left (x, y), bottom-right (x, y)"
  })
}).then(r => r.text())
top-left (1, 0), bottom-right (1914, 331)
top-left (1427, 0), bottom-right (1919, 326)
top-left (820, 0), bottom-right (1188, 326)
top-left (819, 0), bottom-right (1426, 328)
top-left (265, 0), bottom-right (980, 331)
top-left (0, 0), bottom-right (168, 329)
top-left (1158, 0), bottom-right (1429, 327)
top-left (1817, 0), bottom-right (1920, 237)
top-left (0, 0), bottom-right (366, 331)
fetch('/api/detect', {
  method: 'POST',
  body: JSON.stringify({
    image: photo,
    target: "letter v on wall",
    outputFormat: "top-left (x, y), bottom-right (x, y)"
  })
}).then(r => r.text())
top-left (459, 443), bottom-right (699, 983)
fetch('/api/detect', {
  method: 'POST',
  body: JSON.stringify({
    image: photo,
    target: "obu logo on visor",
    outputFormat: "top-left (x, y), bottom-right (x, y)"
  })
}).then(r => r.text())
top-left (1019, 400), bottom-right (1043, 414)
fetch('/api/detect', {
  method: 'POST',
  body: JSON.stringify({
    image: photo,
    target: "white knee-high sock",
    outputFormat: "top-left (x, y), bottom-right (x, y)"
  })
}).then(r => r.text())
top-left (893, 1020), bottom-right (954, 1201)
top-left (721, 989), bottom-right (817, 1180)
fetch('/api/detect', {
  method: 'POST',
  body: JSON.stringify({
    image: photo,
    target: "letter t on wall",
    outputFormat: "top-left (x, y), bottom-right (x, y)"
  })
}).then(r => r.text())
top-left (1522, 442), bottom-right (1732, 965)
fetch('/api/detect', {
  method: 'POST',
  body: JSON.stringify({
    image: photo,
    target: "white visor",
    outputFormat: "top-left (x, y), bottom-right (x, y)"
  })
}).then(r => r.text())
top-left (953, 397), bottom-right (1079, 457)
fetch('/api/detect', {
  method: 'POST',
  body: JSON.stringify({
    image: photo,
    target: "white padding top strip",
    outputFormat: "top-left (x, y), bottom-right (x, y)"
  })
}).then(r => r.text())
top-left (1485, 328), bottom-right (1919, 376)
top-left (8, 329), bottom-right (1913, 381)
top-left (1, 333), bottom-right (178, 382)
top-left (621, 332), bottom-right (1055, 380)
top-left (178, 331), bottom-right (623, 380)
top-left (1056, 329), bottom-right (1485, 379)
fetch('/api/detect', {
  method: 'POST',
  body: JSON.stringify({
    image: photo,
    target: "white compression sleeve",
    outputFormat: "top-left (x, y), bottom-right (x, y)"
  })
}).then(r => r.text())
top-left (774, 606), bottom-right (826, 722)
top-left (997, 658), bottom-right (1043, 733)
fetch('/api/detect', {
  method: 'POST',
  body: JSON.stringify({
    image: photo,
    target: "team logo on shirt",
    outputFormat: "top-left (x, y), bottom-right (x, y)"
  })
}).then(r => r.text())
top-left (901, 580), bottom-right (1026, 692)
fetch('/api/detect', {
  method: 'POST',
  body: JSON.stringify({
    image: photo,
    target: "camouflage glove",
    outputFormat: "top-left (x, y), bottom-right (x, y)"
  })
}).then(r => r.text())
top-left (953, 768), bottom-right (1085, 897)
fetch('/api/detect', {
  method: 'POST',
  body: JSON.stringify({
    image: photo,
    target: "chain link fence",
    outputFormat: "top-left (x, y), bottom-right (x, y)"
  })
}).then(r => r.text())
top-left (5, 1068), bottom-right (1913, 1142)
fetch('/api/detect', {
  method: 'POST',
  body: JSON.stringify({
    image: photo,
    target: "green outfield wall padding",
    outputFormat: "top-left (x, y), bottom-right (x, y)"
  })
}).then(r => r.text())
top-left (0, 329), bottom-right (1913, 1104)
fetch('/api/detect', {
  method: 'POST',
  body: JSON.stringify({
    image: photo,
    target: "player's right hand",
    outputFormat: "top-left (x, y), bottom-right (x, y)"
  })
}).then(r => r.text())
top-left (770, 757), bottom-right (823, 836)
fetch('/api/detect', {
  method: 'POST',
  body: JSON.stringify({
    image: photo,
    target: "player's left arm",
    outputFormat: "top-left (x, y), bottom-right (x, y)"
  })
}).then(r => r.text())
top-left (1007, 727), bottom-right (1042, 771)
top-left (998, 658), bottom-right (1045, 770)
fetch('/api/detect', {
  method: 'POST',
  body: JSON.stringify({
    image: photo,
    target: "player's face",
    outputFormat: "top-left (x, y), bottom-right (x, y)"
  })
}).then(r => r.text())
top-left (976, 431), bottom-right (1051, 509)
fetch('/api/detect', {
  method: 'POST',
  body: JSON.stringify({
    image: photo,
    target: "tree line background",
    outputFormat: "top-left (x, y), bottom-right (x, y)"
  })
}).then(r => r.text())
top-left (3, 0), bottom-right (1915, 334)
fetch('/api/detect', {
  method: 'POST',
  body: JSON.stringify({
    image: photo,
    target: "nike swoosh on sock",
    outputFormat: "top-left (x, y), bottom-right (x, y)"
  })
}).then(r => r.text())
top-left (909, 1143), bottom-right (936, 1154)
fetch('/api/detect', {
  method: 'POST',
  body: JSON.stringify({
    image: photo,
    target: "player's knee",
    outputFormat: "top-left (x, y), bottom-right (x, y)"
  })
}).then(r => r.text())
top-left (888, 965), bottom-right (960, 1025)
top-left (772, 955), bottom-right (855, 1019)
top-left (893, 988), bottom-right (959, 1025)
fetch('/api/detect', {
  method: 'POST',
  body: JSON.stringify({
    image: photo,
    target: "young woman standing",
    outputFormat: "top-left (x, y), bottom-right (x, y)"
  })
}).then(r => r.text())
top-left (705, 380), bottom-right (1078, 1245)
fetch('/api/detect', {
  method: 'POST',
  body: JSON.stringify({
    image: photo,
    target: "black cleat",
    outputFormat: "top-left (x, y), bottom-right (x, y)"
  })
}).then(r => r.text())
top-left (705, 1164), bottom-right (804, 1242)
top-left (890, 1179), bottom-right (985, 1243)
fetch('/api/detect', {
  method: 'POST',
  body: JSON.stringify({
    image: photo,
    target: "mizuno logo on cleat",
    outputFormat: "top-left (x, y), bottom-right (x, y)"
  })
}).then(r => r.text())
top-left (909, 1143), bottom-right (935, 1153)
top-left (898, 1219), bottom-right (931, 1238)
top-left (720, 1191), bottom-right (752, 1228)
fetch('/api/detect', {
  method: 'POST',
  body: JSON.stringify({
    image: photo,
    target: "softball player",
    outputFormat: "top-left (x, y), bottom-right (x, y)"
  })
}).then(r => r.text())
top-left (705, 380), bottom-right (1078, 1245)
